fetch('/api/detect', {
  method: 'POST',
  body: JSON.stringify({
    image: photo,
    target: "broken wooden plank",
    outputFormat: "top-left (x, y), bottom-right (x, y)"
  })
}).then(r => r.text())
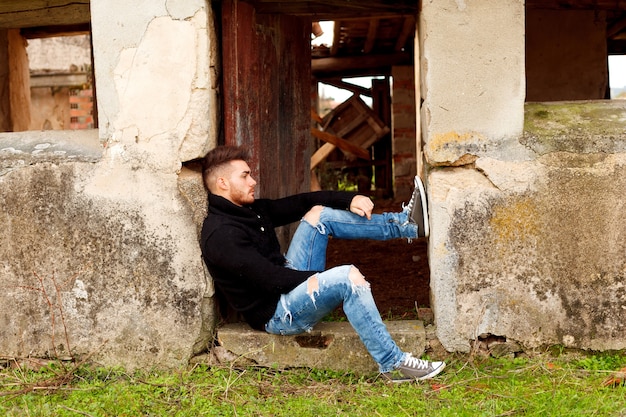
top-left (310, 128), bottom-right (371, 160)
top-left (310, 142), bottom-right (336, 169)
top-left (311, 108), bottom-right (324, 124)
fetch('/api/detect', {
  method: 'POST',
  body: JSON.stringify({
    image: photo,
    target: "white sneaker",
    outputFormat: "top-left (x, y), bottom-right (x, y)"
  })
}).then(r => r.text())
top-left (382, 354), bottom-right (446, 383)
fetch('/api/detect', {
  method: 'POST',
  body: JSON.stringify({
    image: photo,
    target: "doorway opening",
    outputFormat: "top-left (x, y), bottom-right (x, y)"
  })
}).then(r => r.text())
top-left (219, 1), bottom-right (428, 320)
top-left (309, 17), bottom-right (429, 320)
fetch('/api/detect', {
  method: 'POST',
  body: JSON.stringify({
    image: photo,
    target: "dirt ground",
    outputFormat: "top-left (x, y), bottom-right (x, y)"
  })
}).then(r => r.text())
top-left (325, 199), bottom-right (431, 320)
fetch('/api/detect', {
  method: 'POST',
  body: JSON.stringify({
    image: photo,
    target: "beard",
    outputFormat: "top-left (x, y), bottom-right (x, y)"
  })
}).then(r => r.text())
top-left (230, 188), bottom-right (255, 206)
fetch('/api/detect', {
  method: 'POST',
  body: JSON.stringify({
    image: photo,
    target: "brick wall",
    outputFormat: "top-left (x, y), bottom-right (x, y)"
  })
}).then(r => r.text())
top-left (69, 88), bottom-right (93, 129)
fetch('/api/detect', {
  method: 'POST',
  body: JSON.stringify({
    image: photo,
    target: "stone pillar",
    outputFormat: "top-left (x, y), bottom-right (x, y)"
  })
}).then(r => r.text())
top-left (419, 0), bottom-right (525, 167)
top-left (419, 0), bottom-right (526, 352)
top-left (420, 0), bottom-right (626, 354)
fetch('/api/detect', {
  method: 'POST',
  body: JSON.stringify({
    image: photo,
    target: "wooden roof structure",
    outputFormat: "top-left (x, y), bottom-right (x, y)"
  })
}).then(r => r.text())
top-left (241, 0), bottom-right (626, 80)
top-left (311, 15), bottom-right (415, 79)
top-left (2, 1), bottom-right (624, 76)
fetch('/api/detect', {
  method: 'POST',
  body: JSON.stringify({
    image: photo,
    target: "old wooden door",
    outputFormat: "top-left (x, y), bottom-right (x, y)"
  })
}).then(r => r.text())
top-left (221, 0), bottom-right (311, 200)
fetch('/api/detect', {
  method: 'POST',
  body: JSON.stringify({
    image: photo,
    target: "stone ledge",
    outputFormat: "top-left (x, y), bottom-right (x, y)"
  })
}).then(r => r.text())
top-left (0, 130), bottom-right (102, 165)
top-left (216, 320), bottom-right (425, 374)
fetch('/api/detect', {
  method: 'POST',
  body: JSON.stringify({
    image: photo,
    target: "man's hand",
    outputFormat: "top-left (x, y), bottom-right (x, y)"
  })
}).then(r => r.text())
top-left (349, 195), bottom-right (374, 220)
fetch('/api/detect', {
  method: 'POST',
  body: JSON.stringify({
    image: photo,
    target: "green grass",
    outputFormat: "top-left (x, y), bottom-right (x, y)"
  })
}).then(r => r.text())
top-left (1, 352), bottom-right (626, 416)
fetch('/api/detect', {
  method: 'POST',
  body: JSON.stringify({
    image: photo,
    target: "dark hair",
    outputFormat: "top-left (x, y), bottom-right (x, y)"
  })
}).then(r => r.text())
top-left (201, 145), bottom-right (250, 190)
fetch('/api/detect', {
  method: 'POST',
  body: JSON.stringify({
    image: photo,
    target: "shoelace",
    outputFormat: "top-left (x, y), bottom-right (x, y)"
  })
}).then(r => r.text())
top-left (401, 176), bottom-right (420, 214)
top-left (402, 194), bottom-right (415, 213)
top-left (403, 354), bottom-right (429, 370)
top-left (401, 177), bottom-right (419, 230)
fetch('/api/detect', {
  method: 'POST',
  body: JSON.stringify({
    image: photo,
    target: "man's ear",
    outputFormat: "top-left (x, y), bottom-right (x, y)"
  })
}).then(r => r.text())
top-left (216, 176), bottom-right (229, 191)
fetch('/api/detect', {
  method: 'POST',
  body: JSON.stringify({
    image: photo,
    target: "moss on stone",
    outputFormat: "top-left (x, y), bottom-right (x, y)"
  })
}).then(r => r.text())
top-left (523, 101), bottom-right (626, 155)
top-left (524, 101), bottom-right (626, 137)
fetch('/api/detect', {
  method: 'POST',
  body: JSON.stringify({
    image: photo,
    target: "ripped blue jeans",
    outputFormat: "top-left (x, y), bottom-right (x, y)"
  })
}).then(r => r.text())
top-left (264, 207), bottom-right (418, 373)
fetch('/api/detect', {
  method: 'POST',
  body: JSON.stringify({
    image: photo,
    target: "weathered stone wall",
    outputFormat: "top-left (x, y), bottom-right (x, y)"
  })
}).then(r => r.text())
top-left (0, 0), bottom-right (218, 369)
top-left (429, 102), bottom-right (626, 352)
top-left (91, 0), bottom-right (218, 166)
top-left (421, 0), bottom-right (625, 353)
top-left (27, 36), bottom-right (92, 73)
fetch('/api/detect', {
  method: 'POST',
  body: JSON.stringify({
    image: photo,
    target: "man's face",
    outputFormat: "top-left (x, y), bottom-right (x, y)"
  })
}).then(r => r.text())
top-left (223, 160), bottom-right (256, 206)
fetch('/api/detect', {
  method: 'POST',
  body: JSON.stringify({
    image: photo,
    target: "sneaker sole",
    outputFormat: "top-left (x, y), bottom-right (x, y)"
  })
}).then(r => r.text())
top-left (414, 176), bottom-right (429, 238)
top-left (382, 362), bottom-right (446, 383)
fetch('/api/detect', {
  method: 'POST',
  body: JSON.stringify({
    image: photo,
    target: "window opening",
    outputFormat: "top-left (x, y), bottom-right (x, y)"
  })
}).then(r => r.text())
top-left (609, 55), bottom-right (626, 99)
top-left (26, 34), bottom-right (95, 131)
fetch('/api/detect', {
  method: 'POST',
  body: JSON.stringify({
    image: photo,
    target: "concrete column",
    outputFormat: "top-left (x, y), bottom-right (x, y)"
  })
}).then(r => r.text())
top-left (419, 0), bottom-right (525, 167)
top-left (420, 0), bottom-right (626, 354)
top-left (419, 0), bottom-right (526, 352)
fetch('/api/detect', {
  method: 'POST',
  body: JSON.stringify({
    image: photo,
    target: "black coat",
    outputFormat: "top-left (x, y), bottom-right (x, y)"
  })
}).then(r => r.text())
top-left (200, 191), bottom-right (355, 330)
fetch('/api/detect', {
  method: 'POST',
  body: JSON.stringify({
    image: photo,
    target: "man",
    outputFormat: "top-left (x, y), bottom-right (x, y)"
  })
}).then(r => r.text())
top-left (200, 145), bottom-right (445, 382)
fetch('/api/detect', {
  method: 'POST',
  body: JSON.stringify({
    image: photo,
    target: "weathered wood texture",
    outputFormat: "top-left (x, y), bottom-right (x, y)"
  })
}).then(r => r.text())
top-left (0, 0), bottom-right (90, 28)
top-left (7, 29), bottom-right (30, 131)
top-left (0, 29), bottom-right (10, 131)
top-left (371, 78), bottom-right (392, 196)
top-left (245, 0), bottom-right (418, 19)
top-left (526, 0), bottom-right (626, 10)
top-left (222, 0), bottom-right (311, 199)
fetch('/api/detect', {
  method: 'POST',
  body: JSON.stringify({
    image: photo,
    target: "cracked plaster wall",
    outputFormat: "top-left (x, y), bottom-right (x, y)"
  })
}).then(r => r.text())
top-left (420, 0), bottom-right (626, 353)
top-left (91, 0), bottom-right (217, 169)
top-left (1, 0), bottom-right (218, 369)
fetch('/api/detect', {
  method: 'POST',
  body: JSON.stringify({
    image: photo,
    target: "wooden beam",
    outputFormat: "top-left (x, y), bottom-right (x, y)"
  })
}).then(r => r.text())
top-left (608, 39), bottom-right (626, 53)
top-left (525, 0), bottom-right (626, 10)
top-left (7, 29), bottom-right (31, 131)
top-left (246, 0), bottom-right (418, 18)
top-left (311, 142), bottom-right (336, 169)
top-left (30, 72), bottom-right (88, 88)
top-left (311, 108), bottom-right (323, 124)
top-left (0, 29), bottom-right (10, 132)
top-left (320, 79), bottom-right (371, 97)
top-left (312, 52), bottom-right (412, 76)
top-left (330, 19), bottom-right (341, 56)
top-left (363, 18), bottom-right (379, 54)
top-left (394, 16), bottom-right (415, 53)
top-left (20, 24), bottom-right (90, 39)
top-left (0, 0), bottom-right (90, 29)
top-left (608, 15), bottom-right (626, 39)
top-left (327, 14), bottom-right (417, 23)
top-left (310, 128), bottom-right (371, 160)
